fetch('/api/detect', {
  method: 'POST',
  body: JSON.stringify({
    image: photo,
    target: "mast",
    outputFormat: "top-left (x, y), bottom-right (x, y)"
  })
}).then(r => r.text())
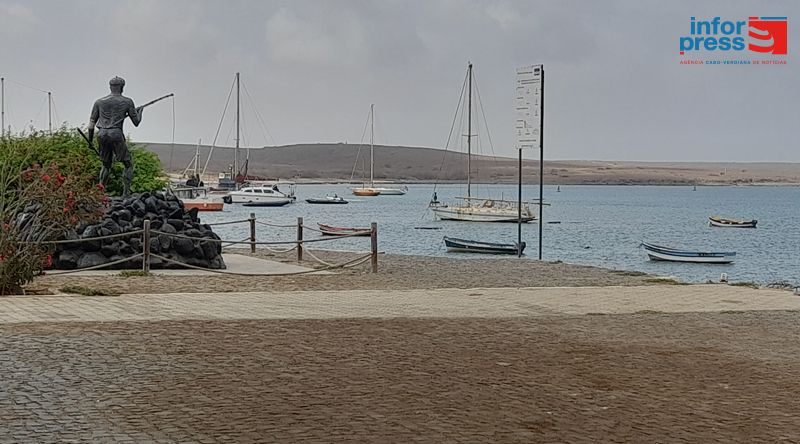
top-left (370, 103), bottom-right (374, 187)
top-left (235, 72), bottom-right (240, 184)
top-left (1, 77), bottom-right (4, 138)
top-left (47, 91), bottom-right (52, 134)
top-left (195, 138), bottom-right (201, 176)
top-left (467, 62), bottom-right (473, 198)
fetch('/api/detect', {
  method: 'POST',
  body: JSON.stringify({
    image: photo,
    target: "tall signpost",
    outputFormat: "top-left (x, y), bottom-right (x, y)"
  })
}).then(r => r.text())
top-left (515, 64), bottom-right (544, 259)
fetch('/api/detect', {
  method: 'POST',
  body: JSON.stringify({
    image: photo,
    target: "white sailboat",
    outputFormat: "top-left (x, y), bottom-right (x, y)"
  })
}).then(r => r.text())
top-left (351, 104), bottom-right (407, 196)
top-left (430, 63), bottom-right (535, 223)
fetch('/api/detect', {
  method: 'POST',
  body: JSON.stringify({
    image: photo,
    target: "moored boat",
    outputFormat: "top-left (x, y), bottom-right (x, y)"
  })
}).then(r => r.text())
top-left (372, 186), bottom-right (408, 195)
top-left (317, 223), bottom-right (372, 236)
top-left (225, 184), bottom-right (294, 206)
top-left (168, 186), bottom-right (224, 212)
top-left (306, 195), bottom-right (348, 204)
top-left (351, 187), bottom-right (380, 197)
top-left (640, 242), bottom-right (735, 264)
top-left (709, 216), bottom-right (757, 228)
top-left (443, 236), bottom-right (525, 255)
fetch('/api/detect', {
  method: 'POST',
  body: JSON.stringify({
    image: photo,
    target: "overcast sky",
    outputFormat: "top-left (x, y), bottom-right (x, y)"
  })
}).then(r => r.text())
top-left (1, 0), bottom-right (798, 161)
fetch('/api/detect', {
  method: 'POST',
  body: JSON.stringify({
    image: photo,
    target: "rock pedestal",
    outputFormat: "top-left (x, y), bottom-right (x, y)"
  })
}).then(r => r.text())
top-left (54, 191), bottom-right (226, 270)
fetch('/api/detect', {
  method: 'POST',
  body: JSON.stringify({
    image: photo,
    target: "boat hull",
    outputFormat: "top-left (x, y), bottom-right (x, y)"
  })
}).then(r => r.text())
top-left (317, 223), bottom-right (371, 236)
top-left (709, 217), bottom-right (757, 228)
top-left (641, 242), bottom-right (735, 264)
top-left (352, 188), bottom-right (380, 196)
top-left (431, 205), bottom-right (535, 223)
top-left (182, 201), bottom-right (224, 211)
top-left (372, 187), bottom-right (407, 195)
top-left (242, 198), bottom-right (292, 207)
top-left (443, 236), bottom-right (524, 254)
top-left (306, 198), bottom-right (348, 204)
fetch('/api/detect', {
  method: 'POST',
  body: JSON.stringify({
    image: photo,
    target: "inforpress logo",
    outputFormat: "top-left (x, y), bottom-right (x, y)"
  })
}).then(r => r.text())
top-left (679, 16), bottom-right (788, 55)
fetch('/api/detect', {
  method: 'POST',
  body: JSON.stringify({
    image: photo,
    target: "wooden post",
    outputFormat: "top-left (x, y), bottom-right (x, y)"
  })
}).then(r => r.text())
top-left (142, 219), bottom-right (151, 273)
top-left (370, 222), bottom-right (378, 273)
top-left (249, 212), bottom-right (256, 254)
top-left (297, 216), bottom-right (303, 262)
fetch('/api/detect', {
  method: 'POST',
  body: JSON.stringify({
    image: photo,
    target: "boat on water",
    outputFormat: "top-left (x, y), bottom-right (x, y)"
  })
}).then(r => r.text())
top-left (444, 236), bottom-right (525, 255)
top-left (223, 185), bottom-right (293, 207)
top-left (350, 104), bottom-right (407, 196)
top-left (640, 242), bottom-right (736, 264)
top-left (352, 187), bottom-right (380, 196)
top-left (169, 186), bottom-right (224, 212)
top-left (306, 195), bottom-right (348, 204)
top-left (709, 216), bottom-right (757, 228)
top-left (317, 223), bottom-right (371, 236)
top-left (429, 63), bottom-right (536, 223)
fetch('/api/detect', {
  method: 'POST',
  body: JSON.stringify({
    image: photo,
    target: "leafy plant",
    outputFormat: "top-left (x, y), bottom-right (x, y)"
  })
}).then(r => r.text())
top-left (0, 134), bottom-right (105, 294)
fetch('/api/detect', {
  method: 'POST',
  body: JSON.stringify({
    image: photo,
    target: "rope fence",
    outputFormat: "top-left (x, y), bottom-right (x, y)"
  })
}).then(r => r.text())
top-left (31, 214), bottom-right (379, 274)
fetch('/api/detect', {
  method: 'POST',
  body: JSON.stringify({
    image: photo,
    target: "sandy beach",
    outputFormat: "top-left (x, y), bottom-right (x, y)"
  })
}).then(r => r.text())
top-left (31, 248), bottom-right (664, 295)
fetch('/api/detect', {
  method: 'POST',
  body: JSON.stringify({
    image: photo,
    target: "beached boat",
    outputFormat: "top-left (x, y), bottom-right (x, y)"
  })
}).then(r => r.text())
top-left (444, 236), bottom-right (525, 255)
top-left (306, 195), bottom-right (348, 204)
top-left (317, 223), bottom-right (371, 236)
top-left (640, 242), bottom-right (735, 264)
top-left (709, 216), bottom-right (757, 228)
top-left (429, 63), bottom-right (536, 223)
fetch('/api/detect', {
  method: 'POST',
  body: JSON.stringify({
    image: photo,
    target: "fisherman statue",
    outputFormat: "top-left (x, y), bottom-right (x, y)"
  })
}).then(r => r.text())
top-left (87, 76), bottom-right (142, 196)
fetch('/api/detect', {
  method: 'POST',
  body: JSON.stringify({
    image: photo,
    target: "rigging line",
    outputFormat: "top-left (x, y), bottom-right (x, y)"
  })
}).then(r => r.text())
top-left (349, 106), bottom-right (372, 182)
top-left (241, 80), bottom-right (276, 146)
top-left (471, 71), bottom-right (498, 160)
top-left (432, 69), bottom-right (469, 194)
top-left (31, 95), bottom-right (48, 130)
top-left (50, 96), bottom-right (61, 128)
top-left (4, 78), bottom-right (48, 94)
top-left (202, 75), bottom-right (236, 176)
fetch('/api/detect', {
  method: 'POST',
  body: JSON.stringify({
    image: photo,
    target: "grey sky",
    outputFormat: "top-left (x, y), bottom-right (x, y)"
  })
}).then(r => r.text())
top-left (1, 0), bottom-right (797, 161)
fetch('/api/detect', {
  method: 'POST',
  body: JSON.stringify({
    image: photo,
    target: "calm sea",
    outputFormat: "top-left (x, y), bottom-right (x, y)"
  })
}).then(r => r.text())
top-left (201, 184), bottom-right (799, 286)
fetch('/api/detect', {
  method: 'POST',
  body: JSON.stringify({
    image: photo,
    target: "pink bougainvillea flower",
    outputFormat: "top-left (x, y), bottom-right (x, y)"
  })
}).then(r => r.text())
top-left (96, 183), bottom-right (105, 191)
top-left (41, 174), bottom-right (51, 183)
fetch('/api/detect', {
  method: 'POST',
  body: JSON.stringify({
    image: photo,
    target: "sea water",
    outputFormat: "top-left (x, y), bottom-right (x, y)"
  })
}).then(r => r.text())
top-left (201, 184), bottom-right (799, 285)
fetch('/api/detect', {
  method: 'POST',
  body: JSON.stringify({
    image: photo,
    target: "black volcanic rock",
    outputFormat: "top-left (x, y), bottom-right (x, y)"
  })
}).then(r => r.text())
top-left (53, 192), bottom-right (226, 270)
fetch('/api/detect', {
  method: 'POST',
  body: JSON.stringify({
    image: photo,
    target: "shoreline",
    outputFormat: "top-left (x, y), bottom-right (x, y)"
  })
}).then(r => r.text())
top-left (30, 248), bottom-right (670, 295)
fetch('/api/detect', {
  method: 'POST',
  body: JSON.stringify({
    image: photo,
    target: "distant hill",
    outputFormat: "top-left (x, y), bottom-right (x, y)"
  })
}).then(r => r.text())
top-left (140, 142), bottom-right (800, 185)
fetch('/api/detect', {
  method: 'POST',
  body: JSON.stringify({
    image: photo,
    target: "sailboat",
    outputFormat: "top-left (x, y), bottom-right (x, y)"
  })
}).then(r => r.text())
top-left (351, 104), bottom-right (407, 196)
top-left (429, 63), bottom-right (535, 223)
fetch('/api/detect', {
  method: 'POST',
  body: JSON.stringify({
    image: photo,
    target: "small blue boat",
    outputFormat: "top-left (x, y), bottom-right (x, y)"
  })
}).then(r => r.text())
top-left (641, 242), bottom-right (735, 264)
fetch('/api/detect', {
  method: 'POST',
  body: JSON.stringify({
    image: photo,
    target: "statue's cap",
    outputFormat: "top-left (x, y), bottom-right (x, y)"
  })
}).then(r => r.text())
top-left (109, 76), bottom-right (126, 86)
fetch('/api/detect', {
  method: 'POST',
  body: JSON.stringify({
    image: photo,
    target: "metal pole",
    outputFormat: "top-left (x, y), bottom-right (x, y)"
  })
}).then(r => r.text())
top-left (142, 219), bottom-right (151, 273)
top-left (518, 148), bottom-right (522, 257)
top-left (538, 66), bottom-right (545, 261)
top-left (371, 222), bottom-right (378, 273)
top-left (297, 216), bottom-right (304, 262)
top-left (47, 91), bottom-right (52, 134)
top-left (249, 212), bottom-right (256, 254)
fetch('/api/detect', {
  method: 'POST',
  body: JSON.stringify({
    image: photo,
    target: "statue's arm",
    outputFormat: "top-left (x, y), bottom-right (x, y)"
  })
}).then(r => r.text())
top-left (87, 101), bottom-right (99, 144)
top-left (128, 99), bottom-right (142, 127)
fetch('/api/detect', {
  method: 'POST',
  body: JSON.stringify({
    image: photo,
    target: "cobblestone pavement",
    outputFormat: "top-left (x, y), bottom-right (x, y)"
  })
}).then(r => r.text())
top-left (2, 313), bottom-right (800, 443)
top-left (2, 285), bottom-right (799, 324)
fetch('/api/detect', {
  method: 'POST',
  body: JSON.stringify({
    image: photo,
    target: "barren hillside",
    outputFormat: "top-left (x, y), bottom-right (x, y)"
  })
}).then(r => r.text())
top-left (141, 142), bottom-right (800, 185)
